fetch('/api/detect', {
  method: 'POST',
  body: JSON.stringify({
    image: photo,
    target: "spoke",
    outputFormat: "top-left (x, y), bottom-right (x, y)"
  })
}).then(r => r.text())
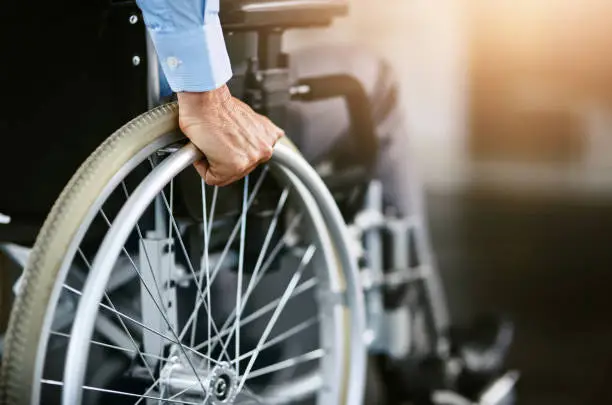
top-left (99, 209), bottom-right (170, 325)
top-left (243, 349), bottom-right (325, 381)
top-left (208, 210), bottom-right (298, 356)
top-left (244, 188), bottom-right (290, 294)
top-left (147, 158), bottom-right (207, 303)
top-left (238, 387), bottom-right (266, 404)
top-left (93, 210), bottom-right (208, 392)
top-left (232, 317), bottom-right (319, 364)
top-left (41, 379), bottom-right (200, 405)
top-left (157, 188), bottom-right (206, 305)
top-left (235, 175), bottom-right (249, 374)
top-left (236, 245), bottom-right (316, 393)
top-left (232, 188), bottom-right (290, 344)
top-left (206, 185), bottom-right (218, 362)
top-left (176, 168), bottom-right (270, 342)
top-left (100, 210), bottom-right (207, 389)
top-left (122, 180), bottom-right (178, 374)
top-left (190, 180), bottom-right (211, 357)
top-left (76, 249), bottom-right (155, 380)
top-left (133, 378), bottom-right (161, 405)
top-left (207, 186), bottom-right (219, 239)
top-left (167, 178), bottom-right (175, 356)
top-left (192, 277), bottom-right (318, 352)
top-left (61, 284), bottom-right (217, 366)
top-left (162, 276), bottom-right (317, 405)
top-left (168, 178), bottom-right (174, 239)
top-left (49, 331), bottom-right (166, 364)
top-left (204, 180), bottom-right (212, 366)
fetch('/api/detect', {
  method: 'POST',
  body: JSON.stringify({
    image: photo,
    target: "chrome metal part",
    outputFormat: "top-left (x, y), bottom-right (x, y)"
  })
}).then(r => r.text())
top-left (478, 371), bottom-right (519, 405)
top-left (362, 181), bottom-right (385, 351)
top-left (0, 212), bottom-right (11, 224)
top-left (159, 352), bottom-right (238, 404)
top-left (0, 243), bottom-right (30, 295)
top-left (139, 237), bottom-right (178, 365)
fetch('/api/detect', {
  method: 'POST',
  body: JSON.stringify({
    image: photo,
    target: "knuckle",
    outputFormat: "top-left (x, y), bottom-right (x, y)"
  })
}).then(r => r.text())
top-left (260, 144), bottom-right (274, 160)
top-left (232, 156), bottom-right (250, 173)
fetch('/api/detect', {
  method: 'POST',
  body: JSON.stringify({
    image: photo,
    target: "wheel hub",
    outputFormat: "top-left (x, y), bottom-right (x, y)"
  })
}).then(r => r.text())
top-left (207, 363), bottom-right (238, 404)
top-left (159, 353), bottom-right (238, 404)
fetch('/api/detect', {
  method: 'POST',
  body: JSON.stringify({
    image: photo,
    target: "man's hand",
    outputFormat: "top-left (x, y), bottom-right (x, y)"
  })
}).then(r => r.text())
top-left (177, 85), bottom-right (284, 186)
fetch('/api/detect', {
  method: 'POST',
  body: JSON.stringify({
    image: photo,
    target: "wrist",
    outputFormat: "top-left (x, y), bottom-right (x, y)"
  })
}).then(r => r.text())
top-left (177, 85), bottom-right (232, 108)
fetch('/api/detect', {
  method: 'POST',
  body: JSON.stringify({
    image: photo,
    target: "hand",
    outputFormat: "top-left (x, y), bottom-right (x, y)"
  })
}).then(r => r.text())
top-left (177, 85), bottom-right (284, 186)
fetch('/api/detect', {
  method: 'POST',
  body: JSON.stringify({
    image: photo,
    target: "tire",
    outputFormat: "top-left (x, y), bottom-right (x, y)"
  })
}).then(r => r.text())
top-left (1, 103), bottom-right (366, 405)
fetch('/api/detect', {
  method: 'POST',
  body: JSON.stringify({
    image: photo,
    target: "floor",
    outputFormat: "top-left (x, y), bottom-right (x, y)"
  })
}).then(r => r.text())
top-left (427, 187), bottom-right (612, 405)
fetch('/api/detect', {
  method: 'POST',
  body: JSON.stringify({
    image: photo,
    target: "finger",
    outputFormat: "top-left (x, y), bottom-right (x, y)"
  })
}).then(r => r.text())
top-left (204, 170), bottom-right (226, 187)
top-left (208, 173), bottom-right (239, 187)
top-left (209, 158), bottom-right (262, 187)
top-left (261, 116), bottom-right (285, 140)
top-left (205, 155), bottom-right (249, 187)
top-left (205, 167), bottom-right (239, 187)
top-left (193, 159), bottom-right (209, 181)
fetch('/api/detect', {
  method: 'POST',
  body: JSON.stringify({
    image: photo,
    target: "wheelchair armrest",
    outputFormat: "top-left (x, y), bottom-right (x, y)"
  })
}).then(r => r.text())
top-left (221, 0), bottom-right (348, 30)
top-left (294, 74), bottom-right (379, 171)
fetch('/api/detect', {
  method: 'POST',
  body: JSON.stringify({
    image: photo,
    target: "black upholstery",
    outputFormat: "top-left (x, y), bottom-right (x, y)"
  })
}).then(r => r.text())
top-left (0, 1), bottom-right (149, 243)
top-left (221, 0), bottom-right (348, 30)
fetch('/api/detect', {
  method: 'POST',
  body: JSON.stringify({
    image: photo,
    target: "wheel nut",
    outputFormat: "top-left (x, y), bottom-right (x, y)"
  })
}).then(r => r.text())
top-left (215, 379), bottom-right (227, 395)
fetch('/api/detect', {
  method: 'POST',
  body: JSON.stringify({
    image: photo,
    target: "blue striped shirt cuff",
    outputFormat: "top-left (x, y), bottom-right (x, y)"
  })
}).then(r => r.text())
top-left (148, 19), bottom-right (232, 92)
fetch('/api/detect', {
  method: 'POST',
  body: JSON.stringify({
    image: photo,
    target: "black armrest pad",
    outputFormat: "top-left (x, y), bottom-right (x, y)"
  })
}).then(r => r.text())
top-left (221, 0), bottom-right (348, 30)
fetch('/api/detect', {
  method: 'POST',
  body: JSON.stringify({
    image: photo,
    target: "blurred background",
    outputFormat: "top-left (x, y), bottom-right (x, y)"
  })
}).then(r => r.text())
top-left (287, 1), bottom-right (612, 404)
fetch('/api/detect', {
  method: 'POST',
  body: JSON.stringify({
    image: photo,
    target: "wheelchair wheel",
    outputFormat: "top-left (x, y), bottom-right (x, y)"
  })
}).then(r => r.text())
top-left (1, 103), bottom-right (366, 405)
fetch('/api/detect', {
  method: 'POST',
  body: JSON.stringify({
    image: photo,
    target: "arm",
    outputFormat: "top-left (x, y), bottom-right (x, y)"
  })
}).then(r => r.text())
top-left (137, 0), bottom-right (283, 186)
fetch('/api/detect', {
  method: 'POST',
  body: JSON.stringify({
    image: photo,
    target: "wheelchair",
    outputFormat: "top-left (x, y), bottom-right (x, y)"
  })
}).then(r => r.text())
top-left (0, 1), bottom-right (517, 404)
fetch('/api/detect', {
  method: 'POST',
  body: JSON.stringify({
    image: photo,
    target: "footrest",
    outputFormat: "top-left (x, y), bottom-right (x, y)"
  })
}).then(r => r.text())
top-left (450, 315), bottom-right (515, 400)
top-left (380, 314), bottom-right (516, 404)
top-left (451, 315), bottom-right (514, 375)
top-left (478, 371), bottom-right (519, 405)
top-left (431, 371), bottom-right (518, 405)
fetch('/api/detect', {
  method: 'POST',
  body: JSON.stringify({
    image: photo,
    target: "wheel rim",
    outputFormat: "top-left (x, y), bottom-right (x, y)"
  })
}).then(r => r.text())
top-left (41, 142), bottom-right (351, 405)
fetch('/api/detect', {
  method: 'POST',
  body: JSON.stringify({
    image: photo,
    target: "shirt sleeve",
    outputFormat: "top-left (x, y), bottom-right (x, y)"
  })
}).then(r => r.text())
top-left (136, 0), bottom-right (232, 92)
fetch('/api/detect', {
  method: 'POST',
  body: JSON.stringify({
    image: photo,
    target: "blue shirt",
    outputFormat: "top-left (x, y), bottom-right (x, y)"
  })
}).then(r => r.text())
top-left (136, 0), bottom-right (232, 93)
